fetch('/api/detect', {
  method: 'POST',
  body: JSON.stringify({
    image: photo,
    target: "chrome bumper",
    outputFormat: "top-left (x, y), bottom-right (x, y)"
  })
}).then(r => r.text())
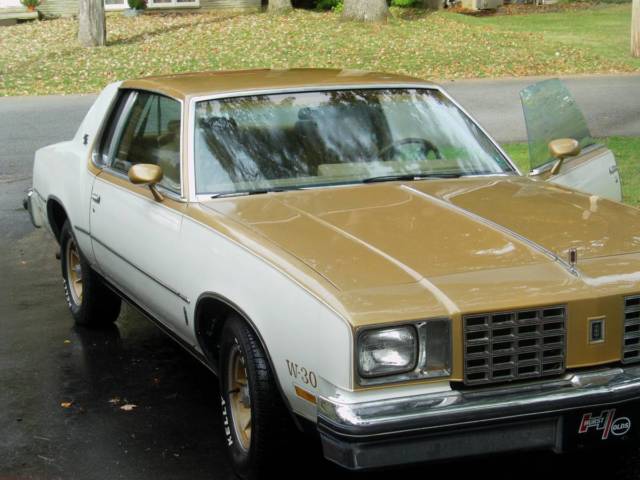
top-left (318, 366), bottom-right (640, 469)
top-left (24, 188), bottom-right (39, 228)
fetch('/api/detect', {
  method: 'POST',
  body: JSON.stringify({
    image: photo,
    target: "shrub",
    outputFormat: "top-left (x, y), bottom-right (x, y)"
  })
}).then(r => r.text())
top-left (20, 0), bottom-right (41, 8)
top-left (316, 0), bottom-right (341, 10)
top-left (390, 0), bottom-right (418, 6)
top-left (128, 0), bottom-right (147, 9)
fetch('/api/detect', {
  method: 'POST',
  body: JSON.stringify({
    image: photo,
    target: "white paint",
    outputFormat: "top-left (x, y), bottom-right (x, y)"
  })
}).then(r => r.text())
top-left (0, 0), bottom-right (22, 8)
top-left (550, 149), bottom-right (622, 202)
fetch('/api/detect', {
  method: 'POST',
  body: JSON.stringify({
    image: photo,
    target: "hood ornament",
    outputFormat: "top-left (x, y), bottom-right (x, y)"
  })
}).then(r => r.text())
top-left (569, 248), bottom-right (578, 267)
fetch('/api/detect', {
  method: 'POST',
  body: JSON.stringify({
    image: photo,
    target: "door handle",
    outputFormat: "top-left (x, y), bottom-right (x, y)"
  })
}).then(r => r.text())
top-left (91, 193), bottom-right (101, 204)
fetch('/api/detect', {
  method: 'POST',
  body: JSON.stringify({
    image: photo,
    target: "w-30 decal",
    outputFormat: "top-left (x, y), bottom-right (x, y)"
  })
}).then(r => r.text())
top-left (578, 409), bottom-right (632, 439)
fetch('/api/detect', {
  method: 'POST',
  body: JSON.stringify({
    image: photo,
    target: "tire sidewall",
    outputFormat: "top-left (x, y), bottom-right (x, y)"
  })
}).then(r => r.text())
top-left (219, 319), bottom-right (257, 478)
top-left (60, 221), bottom-right (84, 318)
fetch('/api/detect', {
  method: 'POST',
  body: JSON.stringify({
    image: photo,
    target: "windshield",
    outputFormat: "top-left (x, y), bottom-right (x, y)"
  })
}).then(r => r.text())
top-left (194, 88), bottom-right (514, 195)
top-left (520, 79), bottom-right (595, 170)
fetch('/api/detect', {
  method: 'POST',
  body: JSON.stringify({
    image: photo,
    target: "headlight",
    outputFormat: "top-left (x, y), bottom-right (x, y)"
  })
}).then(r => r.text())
top-left (358, 326), bottom-right (418, 378)
top-left (356, 319), bottom-right (452, 386)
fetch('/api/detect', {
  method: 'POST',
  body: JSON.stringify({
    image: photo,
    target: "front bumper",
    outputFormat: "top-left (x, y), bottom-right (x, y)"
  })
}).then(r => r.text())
top-left (318, 366), bottom-right (640, 470)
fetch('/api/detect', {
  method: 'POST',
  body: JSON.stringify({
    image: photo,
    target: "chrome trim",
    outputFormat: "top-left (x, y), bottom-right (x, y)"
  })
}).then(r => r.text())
top-left (24, 188), bottom-right (39, 228)
top-left (186, 83), bottom-right (521, 203)
top-left (75, 225), bottom-right (90, 236)
top-left (318, 366), bottom-right (640, 438)
top-left (463, 305), bottom-right (566, 385)
top-left (402, 184), bottom-right (580, 277)
top-left (623, 295), bottom-right (640, 364)
top-left (94, 89), bottom-right (187, 201)
top-left (79, 226), bottom-right (190, 304)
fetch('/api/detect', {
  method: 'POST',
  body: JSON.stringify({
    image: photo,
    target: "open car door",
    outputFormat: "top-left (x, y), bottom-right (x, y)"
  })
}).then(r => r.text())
top-left (520, 79), bottom-right (622, 202)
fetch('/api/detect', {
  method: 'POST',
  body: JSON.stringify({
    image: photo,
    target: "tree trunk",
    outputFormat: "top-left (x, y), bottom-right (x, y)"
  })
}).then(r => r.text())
top-left (78, 0), bottom-right (106, 48)
top-left (268, 0), bottom-right (292, 12)
top-left (633, 0), bottom-right (640, 58)
top-left (342, 0), bottom-right (388, 22)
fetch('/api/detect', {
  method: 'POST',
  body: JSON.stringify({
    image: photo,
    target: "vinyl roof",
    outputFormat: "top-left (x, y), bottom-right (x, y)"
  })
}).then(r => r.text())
top-left (120, 68), bottom-right (435, 100)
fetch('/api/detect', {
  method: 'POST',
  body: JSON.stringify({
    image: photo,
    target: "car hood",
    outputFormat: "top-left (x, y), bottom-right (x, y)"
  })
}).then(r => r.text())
top-left (200, 176), bottom-right (640, 293)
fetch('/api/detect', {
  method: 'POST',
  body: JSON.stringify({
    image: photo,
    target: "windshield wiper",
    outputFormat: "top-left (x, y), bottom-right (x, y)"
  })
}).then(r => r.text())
top-left (362, 172), bottom-right (462, 183)
top-left (210, 187), bottom-right (300, 199)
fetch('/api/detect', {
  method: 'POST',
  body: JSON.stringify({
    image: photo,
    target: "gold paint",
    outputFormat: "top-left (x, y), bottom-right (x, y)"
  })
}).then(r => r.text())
top-left (128, 164), bottom-right (165, 201)
top-left (121, 68), bottom-right (431, 102)
top-left (549, 138), bottom-right (581, 175)
top-left (191, 177), bottom-right (640, 387)
top-left (128, 163), bottom-right (163, 185)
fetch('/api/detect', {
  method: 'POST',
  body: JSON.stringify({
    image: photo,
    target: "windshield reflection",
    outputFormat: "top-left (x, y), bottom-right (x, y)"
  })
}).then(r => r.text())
top-left (194, 89), bottom-right (514, 195)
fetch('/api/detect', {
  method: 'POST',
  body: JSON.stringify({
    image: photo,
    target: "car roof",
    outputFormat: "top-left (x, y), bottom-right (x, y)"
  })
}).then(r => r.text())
top-left (120, 68), bottom-right (436, 101)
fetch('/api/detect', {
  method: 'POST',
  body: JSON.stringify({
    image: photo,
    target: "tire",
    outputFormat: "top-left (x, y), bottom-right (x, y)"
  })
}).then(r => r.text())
top-left (219, 315), bottom-right (297, 479)
top-left (60, 220), bottom-right (121, 326)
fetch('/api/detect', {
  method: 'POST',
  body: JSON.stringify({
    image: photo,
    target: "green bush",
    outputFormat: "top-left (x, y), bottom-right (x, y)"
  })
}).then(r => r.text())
top-left (316, 0), bottom-right (341, 10)
top-left (390, 0), bottom-right (418, 6)
top-left (315, 0), bottom-right (415, 11)
top-left (127, 0), bottom-right (147, 9)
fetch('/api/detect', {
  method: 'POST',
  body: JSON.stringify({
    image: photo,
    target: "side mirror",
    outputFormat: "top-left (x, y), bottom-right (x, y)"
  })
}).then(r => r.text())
top-left (548, 138), bottom-right (581, 175)
top-left (128, 164), bottom-right (164, 201)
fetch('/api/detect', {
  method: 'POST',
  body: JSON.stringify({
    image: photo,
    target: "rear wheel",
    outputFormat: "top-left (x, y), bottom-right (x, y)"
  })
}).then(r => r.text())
top-left (219, 315), bottom-right (297, 480)
top-left (60, 220), bottom-right (121, 326)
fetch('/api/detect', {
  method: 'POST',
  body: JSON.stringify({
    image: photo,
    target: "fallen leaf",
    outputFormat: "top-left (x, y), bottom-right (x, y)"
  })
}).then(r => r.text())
top-left (108, 397), bottom-right (121, 405)
top-left (60, 402), bottom-right (73, 408)
top-left (120, 404), bottom-right (137, 411)
top-left (63, 340), bottom-right (71, 344)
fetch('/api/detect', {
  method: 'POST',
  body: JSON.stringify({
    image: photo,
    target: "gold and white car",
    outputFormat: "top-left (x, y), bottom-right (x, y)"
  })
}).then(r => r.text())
top-left (25, 69), bottom-right (640, 479)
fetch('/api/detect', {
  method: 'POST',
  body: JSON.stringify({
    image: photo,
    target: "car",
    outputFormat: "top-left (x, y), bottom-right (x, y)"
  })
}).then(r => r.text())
top-left (25, 68), bottom-right (640, 479)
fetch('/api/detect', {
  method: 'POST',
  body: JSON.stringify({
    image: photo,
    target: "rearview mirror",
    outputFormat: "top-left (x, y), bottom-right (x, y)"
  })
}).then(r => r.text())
top-left (128, 164), bottom-right (164, 201)
top-left (548, 138), bottom-right (581, 175)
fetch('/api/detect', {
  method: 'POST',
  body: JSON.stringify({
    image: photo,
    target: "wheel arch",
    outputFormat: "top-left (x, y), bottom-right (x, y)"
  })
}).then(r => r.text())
top-left (46, 195), bottom-right (69, 243)
top-left (194, 292), bottom-right (301, 428)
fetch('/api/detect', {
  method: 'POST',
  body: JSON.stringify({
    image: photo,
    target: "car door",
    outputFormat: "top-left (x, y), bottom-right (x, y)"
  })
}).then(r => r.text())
top-left (90, 89), bottom-right (191, 341)
top-left (520, 79), bottom-right (622, 201)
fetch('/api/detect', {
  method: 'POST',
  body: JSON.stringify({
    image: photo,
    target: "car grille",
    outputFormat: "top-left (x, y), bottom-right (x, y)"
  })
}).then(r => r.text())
top-left (463, 306), bottom-right (566, 386)
top-left (623, 295), bottom-right (640, 364)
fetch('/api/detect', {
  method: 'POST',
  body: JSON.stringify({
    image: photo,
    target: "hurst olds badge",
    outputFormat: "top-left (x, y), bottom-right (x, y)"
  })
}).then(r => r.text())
top-left (578, 409), bottom-right (632, 439)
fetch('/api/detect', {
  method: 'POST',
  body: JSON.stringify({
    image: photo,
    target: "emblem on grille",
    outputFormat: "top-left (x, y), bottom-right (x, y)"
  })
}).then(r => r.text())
top-left (588, 316), bottom-right (605, 344)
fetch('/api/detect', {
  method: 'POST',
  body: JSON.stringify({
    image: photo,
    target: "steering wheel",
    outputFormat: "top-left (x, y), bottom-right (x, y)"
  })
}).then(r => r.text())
top-left (379, 137), bottom-right (441, 161)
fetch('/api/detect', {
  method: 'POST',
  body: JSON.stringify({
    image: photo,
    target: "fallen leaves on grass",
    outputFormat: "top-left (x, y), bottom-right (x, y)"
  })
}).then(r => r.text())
top-left (0, 6), bottom-right (637, 96)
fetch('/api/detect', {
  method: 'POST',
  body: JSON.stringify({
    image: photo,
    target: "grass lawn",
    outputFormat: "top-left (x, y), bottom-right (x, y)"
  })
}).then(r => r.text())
top-left (454, 3), bottom-right (640, 74)
top-left (0, 3), bottom-right (639, 96)
top-left (502, 136), bottom-right (640, 207)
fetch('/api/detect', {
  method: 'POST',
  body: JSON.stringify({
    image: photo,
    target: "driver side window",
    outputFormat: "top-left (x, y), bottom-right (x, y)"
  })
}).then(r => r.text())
top-left (110, 91), bottom-right (182, 194)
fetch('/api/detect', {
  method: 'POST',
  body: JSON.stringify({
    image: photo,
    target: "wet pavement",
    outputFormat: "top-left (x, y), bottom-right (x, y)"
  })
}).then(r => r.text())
top-left (0, 95), bottom-right (632, 480)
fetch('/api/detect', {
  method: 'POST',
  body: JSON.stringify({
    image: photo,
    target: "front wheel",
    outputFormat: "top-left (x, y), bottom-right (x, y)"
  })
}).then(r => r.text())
top-left (60, 220), bottom-right (121, 326)
top-left (219, 315), bottom-right (297, 480)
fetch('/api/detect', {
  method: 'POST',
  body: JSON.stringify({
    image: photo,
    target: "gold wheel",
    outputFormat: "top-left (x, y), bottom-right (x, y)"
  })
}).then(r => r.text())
top-left (228, 344), bottom-right (252, 451)
top-left (66, 237), bottom-right (83, 305)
